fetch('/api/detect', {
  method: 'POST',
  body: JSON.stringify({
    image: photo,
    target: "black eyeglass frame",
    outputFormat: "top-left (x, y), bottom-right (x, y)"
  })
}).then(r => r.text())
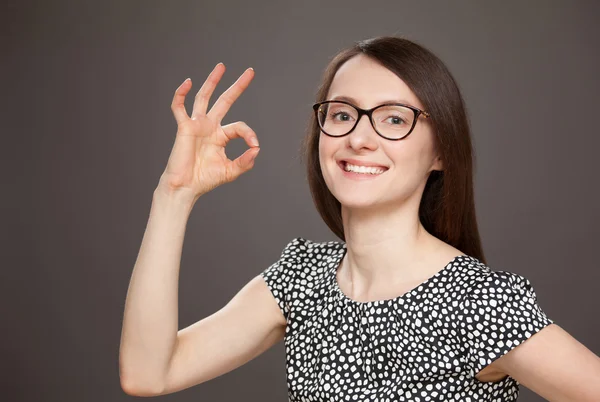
top-left (312, 100), bottom-right (431, 141)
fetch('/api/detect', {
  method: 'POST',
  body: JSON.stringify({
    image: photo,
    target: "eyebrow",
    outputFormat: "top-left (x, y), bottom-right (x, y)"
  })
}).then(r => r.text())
top-left (330, 95), bottom-right (414, 107)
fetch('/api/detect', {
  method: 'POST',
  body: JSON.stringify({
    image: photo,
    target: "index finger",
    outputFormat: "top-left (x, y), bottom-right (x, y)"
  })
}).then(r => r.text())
top-left (191, 62), bottom-right (226, 119)
top-left (207, 67), bottom-right (254, 124)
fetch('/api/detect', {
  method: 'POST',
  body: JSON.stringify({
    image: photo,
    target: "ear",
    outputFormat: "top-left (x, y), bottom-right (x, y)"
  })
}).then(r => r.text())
top-left (431, 155), bottom-right (444, 172)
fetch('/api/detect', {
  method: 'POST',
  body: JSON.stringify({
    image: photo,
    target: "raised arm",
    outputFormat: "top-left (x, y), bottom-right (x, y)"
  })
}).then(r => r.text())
top-left (118, 63), bottom-right (282, 396)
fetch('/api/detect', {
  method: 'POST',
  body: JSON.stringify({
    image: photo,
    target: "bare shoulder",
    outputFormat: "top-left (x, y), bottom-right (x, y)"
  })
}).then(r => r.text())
top-left (429, 239), bottom-right (467, 266)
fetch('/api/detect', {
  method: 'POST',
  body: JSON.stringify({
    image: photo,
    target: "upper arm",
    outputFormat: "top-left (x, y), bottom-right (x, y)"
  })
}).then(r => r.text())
top-left (461, 269), bottom-right (600, 400)
top-left (158, 273), bottom-right (287, 395)
top-left (494, 323), bottom-right (600, 402)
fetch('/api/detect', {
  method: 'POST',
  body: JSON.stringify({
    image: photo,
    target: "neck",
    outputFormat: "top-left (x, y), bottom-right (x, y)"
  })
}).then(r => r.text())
top-left (339, 195), bottom-right (445, 296)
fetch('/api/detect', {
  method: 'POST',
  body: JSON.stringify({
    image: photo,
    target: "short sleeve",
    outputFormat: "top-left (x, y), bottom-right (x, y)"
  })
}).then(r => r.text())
top-left (260, 237), bottom-right (305, 321)
top-left (460, 270), bottom-right (554, 376)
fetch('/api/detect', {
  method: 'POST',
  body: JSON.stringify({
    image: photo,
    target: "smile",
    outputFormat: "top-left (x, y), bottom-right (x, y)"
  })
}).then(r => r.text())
top-left (338, 161), bottom-right (388, 179)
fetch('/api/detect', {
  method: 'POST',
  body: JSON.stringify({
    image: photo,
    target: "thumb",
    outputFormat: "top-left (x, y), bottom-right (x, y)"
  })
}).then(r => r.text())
top-left (229, 147), bottom-right (260, 180)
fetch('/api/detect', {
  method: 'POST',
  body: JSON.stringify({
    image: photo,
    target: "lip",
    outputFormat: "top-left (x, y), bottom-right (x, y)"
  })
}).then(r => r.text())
top-left (337, 159), bottom-right (389, 180)
top-left (337, 158), bottom-right (389, 169)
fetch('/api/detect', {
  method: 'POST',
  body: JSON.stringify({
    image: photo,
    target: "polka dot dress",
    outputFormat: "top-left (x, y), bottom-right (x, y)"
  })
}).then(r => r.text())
top-left (260, 237), bottom-right (554, 401)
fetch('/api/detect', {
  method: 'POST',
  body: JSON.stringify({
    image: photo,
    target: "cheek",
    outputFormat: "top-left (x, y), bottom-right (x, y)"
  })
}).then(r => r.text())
top-left (318, 135), bottom-right (339, 192)
top-left (393, 130), bottom-right (436, 170)
top-left (387, 143), bottom-right (435, 187)
top-left (318, 134), bottom-right (335, 167)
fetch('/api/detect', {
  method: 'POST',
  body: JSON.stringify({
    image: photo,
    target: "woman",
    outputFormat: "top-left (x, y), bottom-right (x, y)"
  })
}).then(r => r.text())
top-left (119, 37), bottom-right (600, 400)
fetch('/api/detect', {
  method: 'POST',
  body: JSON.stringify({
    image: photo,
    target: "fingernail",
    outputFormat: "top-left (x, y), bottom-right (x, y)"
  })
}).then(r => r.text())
top-left (251, 137), bottom-right (259, 146)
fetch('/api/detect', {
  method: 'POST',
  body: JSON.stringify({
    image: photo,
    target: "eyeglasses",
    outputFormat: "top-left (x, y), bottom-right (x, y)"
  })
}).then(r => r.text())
top-left (312, 100), bottom-right (431, 141)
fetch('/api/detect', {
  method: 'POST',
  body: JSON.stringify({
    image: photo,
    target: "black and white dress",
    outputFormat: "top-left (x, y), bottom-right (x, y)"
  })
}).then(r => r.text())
top-left (260, 237), bottom-right (554, 402)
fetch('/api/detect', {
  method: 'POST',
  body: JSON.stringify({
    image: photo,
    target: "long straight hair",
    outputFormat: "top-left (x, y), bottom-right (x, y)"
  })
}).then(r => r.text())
top-left (300, 36), bottom-right (486, 263)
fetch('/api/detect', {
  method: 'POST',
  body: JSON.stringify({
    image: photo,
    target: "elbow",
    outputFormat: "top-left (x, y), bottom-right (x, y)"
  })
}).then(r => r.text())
top-left (120, 377), bottom-right (141, 396)
top-left (119, 353), bottom-right (166, 396)
top-left (120, 373), bottom-right (165, 397)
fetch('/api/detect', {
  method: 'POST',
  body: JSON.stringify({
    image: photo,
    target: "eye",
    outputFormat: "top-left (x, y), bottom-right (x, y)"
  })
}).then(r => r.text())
top-left (383, 115), bottom-right (406, 125)
top-left (330, 112), bottom-right (354, 122)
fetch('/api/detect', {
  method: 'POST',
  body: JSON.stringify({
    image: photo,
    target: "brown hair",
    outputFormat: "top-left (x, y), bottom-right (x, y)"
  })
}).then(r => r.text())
top-left (300, 36), bottom-right (486, 263)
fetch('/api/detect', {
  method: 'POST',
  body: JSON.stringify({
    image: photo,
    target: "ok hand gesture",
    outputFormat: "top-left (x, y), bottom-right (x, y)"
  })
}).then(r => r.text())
top-left (158, 63), bottom-right (260, 201)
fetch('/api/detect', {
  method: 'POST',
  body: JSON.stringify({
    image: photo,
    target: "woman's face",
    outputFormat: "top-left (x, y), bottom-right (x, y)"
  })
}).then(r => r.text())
top-left (318, 54), bottom-right (442, 210)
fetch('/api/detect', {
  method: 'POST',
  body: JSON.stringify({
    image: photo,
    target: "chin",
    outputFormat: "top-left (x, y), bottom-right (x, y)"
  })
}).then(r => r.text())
top-left (335, 194), bottom-right (385, 209)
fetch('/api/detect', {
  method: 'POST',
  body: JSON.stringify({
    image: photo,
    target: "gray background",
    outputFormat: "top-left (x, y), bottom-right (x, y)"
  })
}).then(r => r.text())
top-left (2, 0), bottom-right (599, 401)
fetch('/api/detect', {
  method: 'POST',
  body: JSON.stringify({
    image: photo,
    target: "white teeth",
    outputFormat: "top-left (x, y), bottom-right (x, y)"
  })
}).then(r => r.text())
top-left (343, 162), bottom-right (386, 175)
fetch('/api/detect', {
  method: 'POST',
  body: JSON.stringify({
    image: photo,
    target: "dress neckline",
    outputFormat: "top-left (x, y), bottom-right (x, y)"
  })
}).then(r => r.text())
top-left (330, 242), bottom-right (469, 307)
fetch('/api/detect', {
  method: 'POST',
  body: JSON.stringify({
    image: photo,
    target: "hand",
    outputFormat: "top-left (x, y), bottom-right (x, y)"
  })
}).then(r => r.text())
top-left (157, 63), bottom-right (260, 200)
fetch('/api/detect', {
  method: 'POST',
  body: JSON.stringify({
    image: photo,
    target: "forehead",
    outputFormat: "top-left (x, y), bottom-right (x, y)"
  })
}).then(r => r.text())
top-left (327, 54), bottom-right (422, 109)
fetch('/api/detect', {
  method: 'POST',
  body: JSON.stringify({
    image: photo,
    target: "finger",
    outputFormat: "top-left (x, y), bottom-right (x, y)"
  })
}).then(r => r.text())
top-left (208, 67), bottom-right (254, 124)
top-left (227, 147), bottom-right (260, 180)
top-left (191, 62), bottom-right (226, 119)
top-left (171, 78), bottom-right (192, 125)
top-left (221, 121), bottom-right (260, 148)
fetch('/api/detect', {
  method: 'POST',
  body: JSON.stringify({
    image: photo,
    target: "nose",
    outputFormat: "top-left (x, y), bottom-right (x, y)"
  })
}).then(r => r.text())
top-left (346, 114), bottom-right (379, 149)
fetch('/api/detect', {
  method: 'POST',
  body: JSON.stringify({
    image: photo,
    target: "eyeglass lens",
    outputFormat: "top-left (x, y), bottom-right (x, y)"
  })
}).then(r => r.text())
top-left (317, 102), bottom-right (416, 139)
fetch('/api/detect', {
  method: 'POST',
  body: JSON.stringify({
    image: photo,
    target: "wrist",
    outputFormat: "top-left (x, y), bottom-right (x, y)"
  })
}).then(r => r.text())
top-left (153, 185), bottom-right (197, 211)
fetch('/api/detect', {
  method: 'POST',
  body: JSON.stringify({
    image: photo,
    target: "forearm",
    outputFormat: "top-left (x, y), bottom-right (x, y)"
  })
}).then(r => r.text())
top-left (119, 187), bottom-right (195, 394)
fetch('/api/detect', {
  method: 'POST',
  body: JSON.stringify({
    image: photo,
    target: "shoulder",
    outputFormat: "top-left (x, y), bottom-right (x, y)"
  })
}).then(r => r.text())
top-left (455, 256), bottom-right (538, 298)
top-left (475, 264), bottom-right (540, 301)
top-left (263, 237), bottom-right (343, 280)
top-left (260, 237), bottom-right (343, 319)
top-left (456, 258), bottom-right (555, 379)
top-left (458, 257), bottom-right (554, 335)
top-left (277, 236), bottom-right (344, 261)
